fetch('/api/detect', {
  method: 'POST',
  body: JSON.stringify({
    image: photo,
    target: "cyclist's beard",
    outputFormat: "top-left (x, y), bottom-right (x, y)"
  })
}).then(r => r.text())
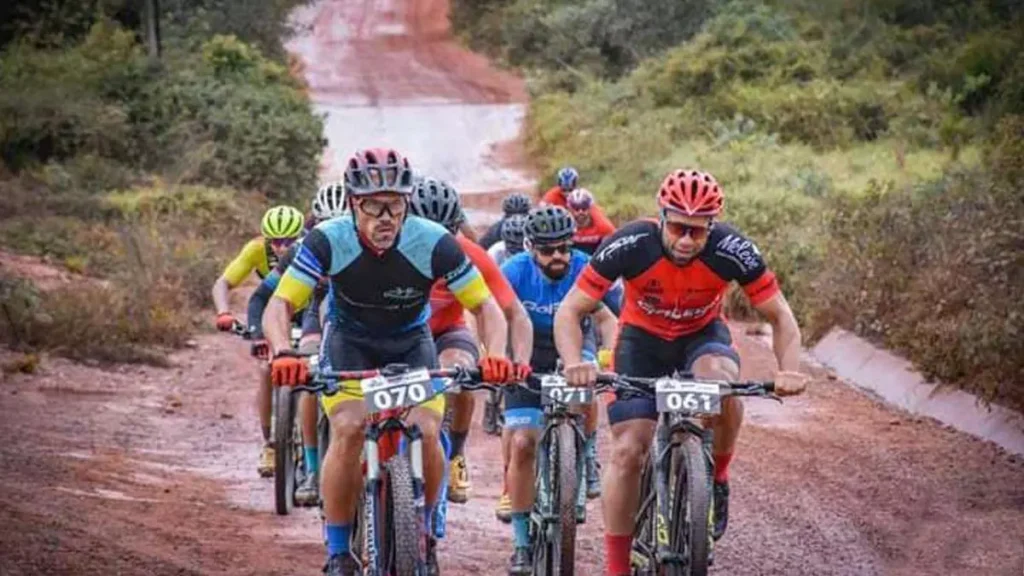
top-left (540, 259), bottom-right (569, 280)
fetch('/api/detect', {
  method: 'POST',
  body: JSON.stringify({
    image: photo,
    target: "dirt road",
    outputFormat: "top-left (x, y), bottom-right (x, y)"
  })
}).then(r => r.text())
top-left (2, 0), bottom-right (1022, 575)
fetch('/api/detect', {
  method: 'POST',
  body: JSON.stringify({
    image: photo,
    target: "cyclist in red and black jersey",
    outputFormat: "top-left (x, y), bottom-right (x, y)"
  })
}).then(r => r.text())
top-left (553, 169), bottom-right (808, 576)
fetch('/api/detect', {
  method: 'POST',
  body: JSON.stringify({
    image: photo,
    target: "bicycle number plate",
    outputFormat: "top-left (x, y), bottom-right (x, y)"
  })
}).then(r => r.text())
top-left (654, 379), bottom-right (721, 415)
top-left (540, 374), bottom-right (593, 406)
top-left (361, 368), bottom-right (433, 413)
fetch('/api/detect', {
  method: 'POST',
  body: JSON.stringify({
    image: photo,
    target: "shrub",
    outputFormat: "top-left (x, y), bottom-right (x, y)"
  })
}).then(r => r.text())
top-left (806, 164), bottom-right (1024, 411)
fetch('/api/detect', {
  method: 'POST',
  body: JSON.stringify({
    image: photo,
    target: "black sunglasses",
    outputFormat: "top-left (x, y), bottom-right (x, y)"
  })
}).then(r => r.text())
top-left (534, 243), bottom-right (572, 257)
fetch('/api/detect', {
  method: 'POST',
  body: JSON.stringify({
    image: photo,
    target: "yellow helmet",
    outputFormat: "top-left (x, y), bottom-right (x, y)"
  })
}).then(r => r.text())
top-left (261, 205), bottom-right (305, 239)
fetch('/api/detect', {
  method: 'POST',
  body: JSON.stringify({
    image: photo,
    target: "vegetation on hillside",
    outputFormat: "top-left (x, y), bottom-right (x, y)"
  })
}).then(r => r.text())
top-left (0, 0), bottom-right (323, 364)
top-left (452, 0), bottom-right (1024, 410)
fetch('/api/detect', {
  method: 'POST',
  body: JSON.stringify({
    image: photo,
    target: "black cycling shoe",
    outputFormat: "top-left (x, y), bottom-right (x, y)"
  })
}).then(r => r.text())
top-left (712, 480), bottom-right (729, 541)
top-left (508, 546), bottom-right (533, 575)
top-left (426, 535), bottom-right (441, 576)
top-left (323, 553), bottom-right (360, 576)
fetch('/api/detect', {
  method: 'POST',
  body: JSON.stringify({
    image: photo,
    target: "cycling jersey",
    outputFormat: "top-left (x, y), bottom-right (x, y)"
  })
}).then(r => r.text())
top-left (247, 243), bottom-right (324, 337)
top-left (479, 218), bottom-right (506, 250)
top-left (487, 241), bottom-right (512, 267)
top-left (572, 210), bottom-right (616, 255)
top-left (429, 235), bottom-right (516, 336)
top-left (275, 214), bottom-right (490, 336)
top-left (501, 250), bottom-right (621, 370)
top-left (577, 220), bottom-right (779, 340)
top-left (221, 237), bottom-right (278, 287)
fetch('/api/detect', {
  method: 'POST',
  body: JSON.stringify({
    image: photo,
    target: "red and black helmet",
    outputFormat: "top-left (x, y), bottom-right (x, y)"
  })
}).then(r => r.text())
top-left (656, 169), bottom-right (724, 217)
top-left (344, 148), bottom-right (415, 196)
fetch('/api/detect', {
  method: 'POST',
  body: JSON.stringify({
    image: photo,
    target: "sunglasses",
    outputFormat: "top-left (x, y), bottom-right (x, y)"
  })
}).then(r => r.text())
top-left (534, 243), bottom-right (572, 257)
top-left (270, 237), bottom-right (296, 249)
top-left (357, 197), bottom-right (405, 218)
top-left (661, 216), bottom-right (712, 241)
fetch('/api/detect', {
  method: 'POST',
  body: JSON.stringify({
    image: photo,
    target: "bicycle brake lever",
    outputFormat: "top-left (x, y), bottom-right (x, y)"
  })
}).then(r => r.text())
top-left (766, 392), bottom-right (784, 404)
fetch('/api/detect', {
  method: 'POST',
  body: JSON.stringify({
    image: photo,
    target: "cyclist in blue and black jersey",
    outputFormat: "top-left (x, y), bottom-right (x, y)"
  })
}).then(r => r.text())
top-left (263, 148), bottom-right (528, 576)
top-left (497, 205), bottom-right (621, 574)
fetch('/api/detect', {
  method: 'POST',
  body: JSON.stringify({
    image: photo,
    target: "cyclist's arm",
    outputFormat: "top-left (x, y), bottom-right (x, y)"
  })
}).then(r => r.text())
top-left (437, 234), bottom-right (507, 357)
top-left (753, 292), bottom-right (802, 372)
top-left (266, 231), bottom-right (329, 355)
top-left (591, 304), bottom-right (618, 351)
top-left (554, 287), bottom-right (603, 366)
top-left (507, 300), bottom-right (533, 366)
top-left (458, 220), bottom-right (480, 243)
top-left (246, 273), bottom-right (280, 338)
top-left (212, 239), bottom-right (263, 314)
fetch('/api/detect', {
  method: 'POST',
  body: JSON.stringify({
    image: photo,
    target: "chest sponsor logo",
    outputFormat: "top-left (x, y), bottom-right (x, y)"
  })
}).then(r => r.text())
top-left (595, 233), bottom-right (649, 262)
top-left (715, 234), bottom-right (763, 273)
top-left (384, 286), bottom-right (424, 301)
top-left (636, 294), bottom-right (721, 321)
top-left (523, 300), bottom-right (559, 316)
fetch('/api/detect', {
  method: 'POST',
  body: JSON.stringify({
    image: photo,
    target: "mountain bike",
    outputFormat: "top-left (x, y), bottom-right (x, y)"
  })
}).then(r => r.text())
top-left (481, 388), bottom-right (504, 436)
top-left (512, 373), bottom-right (618, 576)
top-left (290, 361), bottom-right (493, 576)
top-left (593, 371), bottom-right (778, 576)
top-left (232, 320), bottom-right (308, 515)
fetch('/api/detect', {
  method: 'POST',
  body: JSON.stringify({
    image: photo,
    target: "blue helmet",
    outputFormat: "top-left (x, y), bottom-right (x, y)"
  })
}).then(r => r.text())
top-left (556, 166), bottom-right (579, 191)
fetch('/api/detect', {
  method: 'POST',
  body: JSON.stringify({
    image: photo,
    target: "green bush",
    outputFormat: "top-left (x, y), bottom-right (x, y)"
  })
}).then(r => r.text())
top-left (0, 22), bottom-right (322, 200)
top-left (806, 160), bottom-right (1024, 411)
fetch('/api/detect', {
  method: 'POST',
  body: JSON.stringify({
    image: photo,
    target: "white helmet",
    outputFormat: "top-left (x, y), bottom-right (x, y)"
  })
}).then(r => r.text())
top-left (312, 181), bottom-right (347, 220)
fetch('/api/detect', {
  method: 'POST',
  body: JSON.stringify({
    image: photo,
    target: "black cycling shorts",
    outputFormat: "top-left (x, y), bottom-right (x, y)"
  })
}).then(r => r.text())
top-left (607, 319), bottom-right (740, 426)
top-left (433, 325), bottom-right (480, 364)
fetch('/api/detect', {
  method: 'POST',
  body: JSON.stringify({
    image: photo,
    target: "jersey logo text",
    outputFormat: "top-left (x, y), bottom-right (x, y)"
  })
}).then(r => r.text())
top-left (595, 233), bottom-right (649, 262)
top-left (714, 234), bottom-right (762, 273)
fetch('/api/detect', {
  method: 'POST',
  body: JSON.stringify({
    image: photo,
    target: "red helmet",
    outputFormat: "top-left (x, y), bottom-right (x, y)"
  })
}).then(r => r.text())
top-left (656, 169), bottom-right (723, 216)
top-left (344, 148), bottom-right (414, 196)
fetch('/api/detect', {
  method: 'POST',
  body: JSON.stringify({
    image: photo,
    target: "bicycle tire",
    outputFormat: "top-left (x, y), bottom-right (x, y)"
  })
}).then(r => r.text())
top-left (273, 387), bottom-right (299, 516)
top-left (383, 458), bottom-right (422, 575)
top-left (668, 434), bottom-right (711, 576)
top-left (553, 422), bottom-right (578, 575)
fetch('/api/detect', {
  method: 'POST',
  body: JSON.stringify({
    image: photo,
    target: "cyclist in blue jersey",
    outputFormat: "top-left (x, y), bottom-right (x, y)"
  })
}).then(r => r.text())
top-left (498, 206), bottom-right (620, 574)
top-left (263, 148), bottom-right (528, 576)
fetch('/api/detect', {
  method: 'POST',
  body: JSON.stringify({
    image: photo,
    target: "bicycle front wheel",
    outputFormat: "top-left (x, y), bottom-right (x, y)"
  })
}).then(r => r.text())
top-left (383, 457), bottom-right (422, 575)
top-left (668, 434), bottom-right (711, 576)
top-left (551, 422), bottom-right (579, 575)
top-left (273, 387), bottom-right (300, 516)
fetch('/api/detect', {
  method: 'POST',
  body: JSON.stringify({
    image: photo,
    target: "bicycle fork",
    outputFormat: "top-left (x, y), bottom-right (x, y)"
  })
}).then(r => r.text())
top-left (654, 415), bottom-right (682, 566)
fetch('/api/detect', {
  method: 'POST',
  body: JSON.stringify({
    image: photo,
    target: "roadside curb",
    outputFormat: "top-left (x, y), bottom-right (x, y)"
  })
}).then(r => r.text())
top-left (810, 327), bottom-right (1024, 457)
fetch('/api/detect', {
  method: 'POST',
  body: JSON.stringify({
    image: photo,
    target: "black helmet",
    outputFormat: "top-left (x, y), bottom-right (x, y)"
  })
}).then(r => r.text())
top-left (525, 206), bottom-right (576, 244)
top-left (501, 193), bottom-right (531, 216)
top-left (409, 177), bottom-right (464, 233)
top-left (500, 214), bottom-right (528, 254)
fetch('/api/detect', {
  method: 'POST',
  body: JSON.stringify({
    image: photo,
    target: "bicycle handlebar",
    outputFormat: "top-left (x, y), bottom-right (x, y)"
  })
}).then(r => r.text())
top-left (595, 372), bottom-right (776, 397)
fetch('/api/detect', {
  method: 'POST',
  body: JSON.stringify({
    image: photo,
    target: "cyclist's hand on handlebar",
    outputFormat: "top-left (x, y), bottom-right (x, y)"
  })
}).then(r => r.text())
top-left (774, 370), bottom-right (809, 396)
top-left (479, 356), bottom-right (516, 384)
top-left (512, 362), bottom-right (532, 382)
top-left (270, 354), bottom-right (308, 387)
top-left (564, 361), bottom-right (598, 387)
top-left (251, 340), bottom-right (269, 360)
top-left (215, 312), bottom-right (236, 331)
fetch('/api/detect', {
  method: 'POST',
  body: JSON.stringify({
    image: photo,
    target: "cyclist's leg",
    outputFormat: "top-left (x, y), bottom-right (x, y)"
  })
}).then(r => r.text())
top-left (683, 319), bottom-right (742, 540)
top-left (257, 363), bottom-right (274, 476)
top-left (296, 323), bottom-right (323, 503)
top-left (502, 380), bottom-right (542, 567)
top-left (319, 325), bottom-right (373, 561)
top-left (399, 325), bottom-right (446, 514)
top-left (602, 326), bottom-right (665, 576)
top-left (435, 326), bottom-right (480, 502)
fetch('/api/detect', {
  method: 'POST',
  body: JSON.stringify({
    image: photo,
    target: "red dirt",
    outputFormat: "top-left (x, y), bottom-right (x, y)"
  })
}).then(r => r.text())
top-left (3, 1), bottom-right (1023, 575)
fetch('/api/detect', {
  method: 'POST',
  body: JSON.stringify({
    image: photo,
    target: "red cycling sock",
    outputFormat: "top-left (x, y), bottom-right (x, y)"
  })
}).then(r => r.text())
top-left (605, 533), bottom-right (632, 575)
top-left (713, 452), bottom-right (734, 483)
